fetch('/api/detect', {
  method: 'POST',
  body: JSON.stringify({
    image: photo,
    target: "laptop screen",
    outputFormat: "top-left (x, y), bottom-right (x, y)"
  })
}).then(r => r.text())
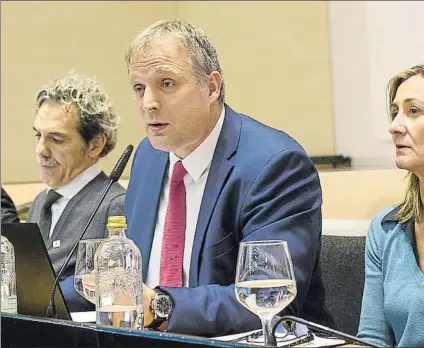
top-left (1, 223), bottom-right (71, 320)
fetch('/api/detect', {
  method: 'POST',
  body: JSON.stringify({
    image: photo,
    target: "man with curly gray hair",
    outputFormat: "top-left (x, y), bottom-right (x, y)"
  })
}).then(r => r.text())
top-left (27, 70), bottom-right (126, 312)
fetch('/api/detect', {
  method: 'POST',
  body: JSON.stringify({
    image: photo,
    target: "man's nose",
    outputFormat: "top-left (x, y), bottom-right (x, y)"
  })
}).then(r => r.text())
top-left (35, 137), bottom-right (50, 157)
top-left (143, 87), bottom-right (160, 111)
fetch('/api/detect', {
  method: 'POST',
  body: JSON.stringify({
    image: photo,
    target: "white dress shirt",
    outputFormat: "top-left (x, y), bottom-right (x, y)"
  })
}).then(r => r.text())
top-left (48, 162), bottom-right (101, 238)
top-left (146, 108), bottom-right (225, 288)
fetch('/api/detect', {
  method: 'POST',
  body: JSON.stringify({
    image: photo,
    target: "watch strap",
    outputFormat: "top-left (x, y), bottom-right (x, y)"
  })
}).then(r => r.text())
top-left (147, 316), bottom-right (167, 329)
top-left (146, 289), bottom-right (172, 329)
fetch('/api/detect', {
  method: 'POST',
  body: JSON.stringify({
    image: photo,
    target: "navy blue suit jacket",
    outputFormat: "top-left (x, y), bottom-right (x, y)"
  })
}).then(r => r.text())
top-left (125, 105), bottom-right (331, 336)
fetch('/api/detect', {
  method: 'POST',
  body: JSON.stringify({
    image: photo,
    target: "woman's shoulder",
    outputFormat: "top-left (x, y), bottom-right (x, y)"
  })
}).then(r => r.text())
top-left (371, 205), bottom-right (402, 227)
top-left (367, 205), bottom-right (404, 247)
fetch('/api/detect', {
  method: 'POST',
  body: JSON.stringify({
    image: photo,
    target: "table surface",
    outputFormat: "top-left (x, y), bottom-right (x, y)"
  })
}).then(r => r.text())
top-left (2, 313), bottom-right (368, 347)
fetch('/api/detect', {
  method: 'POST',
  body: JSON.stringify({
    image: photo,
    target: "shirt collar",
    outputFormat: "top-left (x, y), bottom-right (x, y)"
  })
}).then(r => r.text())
top-left (49, 162), bottom-right (101, 200)
top-left (169, 107), bottom-right (225, 182)
top-left (381, 205), bottom-right (414, 243)
top-left (381, 205), bottom-right (401, 223)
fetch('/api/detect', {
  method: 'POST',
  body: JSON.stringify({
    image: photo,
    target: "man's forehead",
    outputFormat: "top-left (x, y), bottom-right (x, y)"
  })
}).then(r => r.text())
top-left (128, 63), bottom-right (182, 77)
top-left (35, 103), bottom-right (79, 129)
top-left (38, 100), bottom-right (77, 114)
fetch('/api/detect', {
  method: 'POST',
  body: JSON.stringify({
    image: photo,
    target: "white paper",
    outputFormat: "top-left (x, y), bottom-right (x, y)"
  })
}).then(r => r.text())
top-left (213, 330), bottom-right (345, 347)
top-left (298, 334), bottom-right (346, 347)
top-left (70, 311), bottom-right (96, 323)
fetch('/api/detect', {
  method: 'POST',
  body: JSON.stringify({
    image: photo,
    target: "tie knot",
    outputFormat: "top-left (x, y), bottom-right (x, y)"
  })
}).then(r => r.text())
top-left (170, 161), bottom-right (187, 183)
top-left (43, 190), bottom-right (62, 210)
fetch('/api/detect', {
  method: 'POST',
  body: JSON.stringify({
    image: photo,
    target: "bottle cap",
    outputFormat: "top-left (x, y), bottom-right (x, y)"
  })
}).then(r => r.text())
top-left (107, 216), bottom-right (127, 229)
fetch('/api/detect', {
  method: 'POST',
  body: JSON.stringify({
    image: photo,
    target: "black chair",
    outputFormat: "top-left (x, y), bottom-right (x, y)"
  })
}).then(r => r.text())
top-left (320, 235), bottom-right (366, 336)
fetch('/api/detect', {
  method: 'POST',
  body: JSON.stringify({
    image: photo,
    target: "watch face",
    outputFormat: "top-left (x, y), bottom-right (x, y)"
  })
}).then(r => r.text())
top-left (156, 295), bottom-right (172, 317)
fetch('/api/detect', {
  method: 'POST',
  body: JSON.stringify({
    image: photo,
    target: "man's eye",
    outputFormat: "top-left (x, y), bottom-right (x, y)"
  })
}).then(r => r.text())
top-left (35, 133), bottom-right (41, 139)
top-left (134, 85), bottom-right (145, 94)
top-left (163, 80), bottom-right (175, 88)
top-left (53, 138), bottom-right (64, 144)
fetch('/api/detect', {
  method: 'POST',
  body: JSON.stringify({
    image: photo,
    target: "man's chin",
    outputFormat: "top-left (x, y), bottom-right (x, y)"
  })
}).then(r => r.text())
top-left (40, 175), bottom-right (59, 189)
top-left (148, 137), bottom-right (173, 153)
top-left (148, 137), bottom-right (191, 158)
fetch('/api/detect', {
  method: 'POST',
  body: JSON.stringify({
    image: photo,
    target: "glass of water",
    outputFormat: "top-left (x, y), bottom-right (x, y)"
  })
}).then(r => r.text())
top-left (74, 239), bottom-right (103, 304)
top-left (235, 240), bottom-right (297, 346)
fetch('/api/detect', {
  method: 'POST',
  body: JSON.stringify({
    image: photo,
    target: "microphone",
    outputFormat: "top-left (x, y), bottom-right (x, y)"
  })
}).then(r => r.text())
top-left (270, 315), bottom-right (379, 348)
top-left (46, 145), bottom-right (134, 318)
top-left (109, 145), bottom-right (134, 182)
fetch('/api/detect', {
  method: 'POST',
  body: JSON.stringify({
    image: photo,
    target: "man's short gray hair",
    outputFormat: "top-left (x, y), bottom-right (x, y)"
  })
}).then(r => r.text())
top-left (35, 70), bottom-right (119, 157)
top-left (125, 19), bottom-right (225, 105)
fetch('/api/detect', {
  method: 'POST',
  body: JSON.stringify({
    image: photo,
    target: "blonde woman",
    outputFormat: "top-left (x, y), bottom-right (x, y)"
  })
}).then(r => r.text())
top-left (358, 65), bottom-right (424, 347)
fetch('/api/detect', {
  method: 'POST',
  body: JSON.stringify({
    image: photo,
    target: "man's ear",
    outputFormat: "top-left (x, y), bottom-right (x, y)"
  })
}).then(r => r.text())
top-left (87, 133), bottom-right (107, 158)
top-left (208, 71), bottom-right (222, 103)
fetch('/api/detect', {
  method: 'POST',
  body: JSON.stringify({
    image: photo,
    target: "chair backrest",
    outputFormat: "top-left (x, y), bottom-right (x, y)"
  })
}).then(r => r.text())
top-left (320, 235), bottom-right (366, 336)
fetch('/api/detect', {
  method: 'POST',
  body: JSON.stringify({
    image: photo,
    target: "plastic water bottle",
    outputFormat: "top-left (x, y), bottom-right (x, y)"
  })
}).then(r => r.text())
top-left (1, 235), bottom-right (17, 314)
top-left (95, 216), bottom-right (143, 330)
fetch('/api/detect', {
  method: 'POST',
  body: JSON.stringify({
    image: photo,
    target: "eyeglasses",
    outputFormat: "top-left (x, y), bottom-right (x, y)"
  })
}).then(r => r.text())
top-left (230, 322), bottom-right (313, 347)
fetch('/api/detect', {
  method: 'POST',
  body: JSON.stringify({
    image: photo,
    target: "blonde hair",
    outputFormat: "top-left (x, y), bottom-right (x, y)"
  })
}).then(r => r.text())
top-left (387, 64), bottom-right (424, 222)
top-left (36, 70), bottom-right (119, 157)
top-left (125, 19), bottom-right (225, 105)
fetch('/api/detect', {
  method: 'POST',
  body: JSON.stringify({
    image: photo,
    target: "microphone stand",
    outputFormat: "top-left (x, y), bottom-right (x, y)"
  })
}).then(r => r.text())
top-left (46, 145), bottom-right (133, 318)
top-left (270, 315), bottom-right (380, 348)
top-left (46, 180), bottom-right (115, 318)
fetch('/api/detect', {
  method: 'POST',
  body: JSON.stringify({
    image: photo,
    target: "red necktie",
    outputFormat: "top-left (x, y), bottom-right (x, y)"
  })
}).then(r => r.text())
top-left (159, 160), bottom-right (187, 287)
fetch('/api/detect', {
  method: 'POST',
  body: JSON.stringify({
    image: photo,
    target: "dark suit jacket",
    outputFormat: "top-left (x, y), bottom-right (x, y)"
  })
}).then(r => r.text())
top-left (27, 172), bottom-right (126, 312)
top-left (125, 104), bottom-right (331, 336)
top-left (1, 187), bottom-right (20, 224)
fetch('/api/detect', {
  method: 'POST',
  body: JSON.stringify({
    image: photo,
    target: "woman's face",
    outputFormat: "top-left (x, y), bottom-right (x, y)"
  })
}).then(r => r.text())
top-left (389, 74), bottom-right (424, 176)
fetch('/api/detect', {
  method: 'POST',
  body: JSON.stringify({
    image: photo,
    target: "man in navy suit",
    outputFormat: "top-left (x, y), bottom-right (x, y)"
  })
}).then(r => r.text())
top-left (124, 19), bottom-right (331, 336)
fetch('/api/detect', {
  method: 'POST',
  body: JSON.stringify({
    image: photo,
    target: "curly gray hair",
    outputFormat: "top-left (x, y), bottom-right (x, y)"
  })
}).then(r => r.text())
top-left (35, 70), bottom-right (119, 157)
top-left (125, 19), bottom-right (225, 106)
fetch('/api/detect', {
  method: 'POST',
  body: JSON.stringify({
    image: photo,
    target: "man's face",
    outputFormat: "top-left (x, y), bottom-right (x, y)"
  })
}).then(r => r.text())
top-left (33, 102), bottom-right (94, 189)
top-left (128, 38), bottom-right (221, 159)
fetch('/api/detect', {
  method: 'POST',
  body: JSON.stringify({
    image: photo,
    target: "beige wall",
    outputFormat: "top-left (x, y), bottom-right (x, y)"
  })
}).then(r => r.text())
top-left (1, 1), bottom-right (334, 184)
top-left (329, 1), bottom-right (424, 169)
top-left (177, 1), bottom-right (334, 157)
top-left (3, 169), bottom-right (407, 220)
top-left (1, 1), bottom-right (177, 183)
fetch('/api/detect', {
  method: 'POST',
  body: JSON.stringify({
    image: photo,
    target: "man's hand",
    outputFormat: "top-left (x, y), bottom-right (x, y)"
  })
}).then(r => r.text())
top-left (142, 283), bottom-right (169, 330)
top-left (143, 283), bottom-right (155, 327)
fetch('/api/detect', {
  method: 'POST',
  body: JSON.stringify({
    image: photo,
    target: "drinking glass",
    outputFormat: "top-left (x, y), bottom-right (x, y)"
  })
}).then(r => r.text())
top-left (74, 239), bottom-right (103, 304)
top-left (235, 240), bottom-right (297, 346)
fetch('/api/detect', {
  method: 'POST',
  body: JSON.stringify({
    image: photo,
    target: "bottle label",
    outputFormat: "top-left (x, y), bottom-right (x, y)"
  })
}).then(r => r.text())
top-left (1, 295), bottom-right (17, 314)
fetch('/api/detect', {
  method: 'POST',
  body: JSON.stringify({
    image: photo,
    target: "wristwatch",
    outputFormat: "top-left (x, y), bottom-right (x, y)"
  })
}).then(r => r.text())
top-left (147, 289), bottom-right (174, 329)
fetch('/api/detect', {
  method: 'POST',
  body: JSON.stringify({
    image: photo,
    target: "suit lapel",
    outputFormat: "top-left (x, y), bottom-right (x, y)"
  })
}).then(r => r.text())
top-left (131, 150), bottom-right (168, 280)
top-left (48, 173), bottom-right (108, 248)
top-left (189, 105), bottom-right (241, 286)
